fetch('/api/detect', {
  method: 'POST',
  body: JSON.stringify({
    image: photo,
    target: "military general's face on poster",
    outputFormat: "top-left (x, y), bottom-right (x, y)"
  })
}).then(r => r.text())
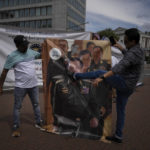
top-left (42, 38), bottom-right (112, 141)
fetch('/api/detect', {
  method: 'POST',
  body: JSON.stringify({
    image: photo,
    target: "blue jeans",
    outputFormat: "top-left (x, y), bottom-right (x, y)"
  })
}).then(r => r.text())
top-left (75, 70), bottom-right (133, 138)
top-left (13, 86), bottom-right (41, 127)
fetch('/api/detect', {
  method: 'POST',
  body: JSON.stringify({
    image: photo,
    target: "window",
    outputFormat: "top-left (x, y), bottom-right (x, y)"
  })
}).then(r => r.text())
top-left (9, 11), bottom-right (15, 18)
top-left (0, 12), bottom-right (5, 19)
top-left (30, 8), bottom-right (36, 17)
top-left (36, 8), bottom-right (41, 16)
top-left (41, 20), bottom-right (47, 28)
top-left (47, 19), bottom-right (52, 28)
top-left (25, 9), bottom-right (29, 17)
top-left (25, 21), bottom-right (30, 28)
top-left (19, 9), bottom-right (24, 17)
top-left (35, 0), bottom-right (41, 3)
top-left (30, 21), bottom-right (35, 28)
top-left (67, 0), bottom-right (85, 14)
top-left (30, 0), bottom-right (36, 4)
top-left (9, 0), bottom-right (14, 6)
top-left (20, 21), bottom-right (25, 27)
top-left (19, 0), bottom-right (24, 5)
top-left (4, 0), bottom-right (8, 7)
top-left (67, 20), bottom-right (82, 31)
top-left (41, 7), bottom-right (46, 16)
top-left (15, 10), bottom-right (19, 18)
top-left (47, 6), bottom-right (52, 15)
top-left (14, 0), bottom-right (19, 6)
top-left (2, 11), bottom-right (9, 19)
top-left (36, 20), bottom-right (41, 28)
top-left (15, 22), bottom-right (20, 27)
top-left (0, 0), bottom-right (4, 8)
top-left (25, 0), bottom-right (30, 4)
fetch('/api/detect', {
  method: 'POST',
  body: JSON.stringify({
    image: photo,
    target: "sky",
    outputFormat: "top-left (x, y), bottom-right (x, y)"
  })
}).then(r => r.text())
top-left (85, 0), bottom-right (150, 32)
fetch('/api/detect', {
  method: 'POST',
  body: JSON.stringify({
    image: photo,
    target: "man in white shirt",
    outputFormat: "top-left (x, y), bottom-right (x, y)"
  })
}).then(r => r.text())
top-left (0, 35), bottom-right (44, 137)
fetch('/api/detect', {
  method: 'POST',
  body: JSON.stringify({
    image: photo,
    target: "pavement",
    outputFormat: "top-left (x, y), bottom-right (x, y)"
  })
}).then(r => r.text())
top-left (0, 76), bottom-right (150, 150)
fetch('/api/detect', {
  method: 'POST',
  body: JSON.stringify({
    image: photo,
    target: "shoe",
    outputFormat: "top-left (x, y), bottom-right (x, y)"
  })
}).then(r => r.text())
top-left (35, 121), bottom-right (46, 131)
top-left (12, 125), bottom-right (21, 137)
top-left (106, 135), bottom-right (122, 143)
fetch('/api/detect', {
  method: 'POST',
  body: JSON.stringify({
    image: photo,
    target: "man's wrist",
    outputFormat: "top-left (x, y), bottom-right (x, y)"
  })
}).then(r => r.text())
top-left (99, 75), bottom-right (105, 80)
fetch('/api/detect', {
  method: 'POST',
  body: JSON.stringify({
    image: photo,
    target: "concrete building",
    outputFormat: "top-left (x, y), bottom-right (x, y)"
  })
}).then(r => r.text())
top-left (114, 27), bottom-right (150, 59)
top-left (114, 27), bottom-right (150, 50)
top-left (0, 0), bottom-right (86, 32)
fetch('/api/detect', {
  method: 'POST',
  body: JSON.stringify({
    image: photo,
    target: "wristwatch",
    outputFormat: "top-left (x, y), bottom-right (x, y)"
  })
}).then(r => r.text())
top-left (99, 75), bottom-right (105, 80)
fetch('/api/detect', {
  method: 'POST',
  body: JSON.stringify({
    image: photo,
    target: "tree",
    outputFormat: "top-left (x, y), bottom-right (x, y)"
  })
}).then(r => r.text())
top-left (97, 28), bottom-right (119, 41)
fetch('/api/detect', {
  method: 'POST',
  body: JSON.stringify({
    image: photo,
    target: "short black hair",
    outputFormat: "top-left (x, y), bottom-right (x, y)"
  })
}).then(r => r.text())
top-left (125, 28), bottom-right (140, 44)
top-left (93, 46), bottom-right (103, 53)
top-left (79, 49), bottom-right (91, 57)
top-left (86, 42), bottom-right (95, 48)
top-left (14, 35), bottom-right (29, 47)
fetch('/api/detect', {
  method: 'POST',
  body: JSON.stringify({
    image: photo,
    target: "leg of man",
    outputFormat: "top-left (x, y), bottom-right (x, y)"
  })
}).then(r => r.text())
top-left (13, 87), bottom-right (27, 128)
top-left (12, 87), bottom-right (27, 137)
top-left (27, 87), bottom-right (42, 126)
top-left (115, 90), bottom-right (133, 139)
top-left (105, 75), bottom-right (133, 142)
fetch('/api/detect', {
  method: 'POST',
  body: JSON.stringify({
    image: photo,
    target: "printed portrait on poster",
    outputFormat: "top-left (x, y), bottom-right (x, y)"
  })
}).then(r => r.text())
top-left (42, 38), bottom-right (112, 141)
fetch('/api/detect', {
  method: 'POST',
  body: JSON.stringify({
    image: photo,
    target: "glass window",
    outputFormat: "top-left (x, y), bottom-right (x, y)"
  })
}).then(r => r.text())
top-left (9, 11), bottom-right (15, 18)
top-left (36, 8), bottom-right (41, 16)
top-left (1, 12), bottom-right (5, 19)
top-left (47, 6), bottom-right (52, 15)
top-left (25, 9), bottom-right (29, 17)
top-left (3, 11), bottom-right (9, 19)
top-left (0, 0), bottom-right (4, 8)
top-left (15, 10), bottom-right (19, 18)
top-left (9, 0), bottom-right (14, 6)
top-left (41, 7), bottom-right (46, 16)
top-left (47, 19), bottom-right (52, 28)
top-left (19, 0), bottom-right (24, 5)
top-left (15, 22), bottom-right (20, 27)
top-left (14, 0), bottom-right (19, 6)
top-left (25, 21), bottom-right (30, 28)
top-left (36, 20), bottom-right (41, 28)
top-left (19, 9), bottom-right (24, 17)
top-left (30, 0), bottom-right (36, 4)
top-left (41, 20), bottom-right (47, 28)
top-left (4, 0), bottom-right (8, 7)
top-left (30, 21), bottom-right (35, 28)
top-left (20, 21), bottom-right (25, 27)
top-left (35, 0), bottom-right (41, 3)
top-left (30, 8), bottom-right (36, 17)
top-left (25, 0), bottom-right (30, 4)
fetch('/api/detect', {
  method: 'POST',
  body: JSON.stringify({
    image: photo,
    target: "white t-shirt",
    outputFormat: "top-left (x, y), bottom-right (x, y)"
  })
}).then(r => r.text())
top-left (14, 60), bottom-right (38, 88)
top-left (4, 48), bottom-right (40, 88)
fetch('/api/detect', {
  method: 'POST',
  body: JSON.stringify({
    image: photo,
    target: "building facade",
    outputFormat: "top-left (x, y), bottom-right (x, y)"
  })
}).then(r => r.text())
top-left (114, 27), bottom-right (150, 50)
top-left (0, 0), bottom-right (86, 32)
top-left (114, 27), bottom-right (150, 63)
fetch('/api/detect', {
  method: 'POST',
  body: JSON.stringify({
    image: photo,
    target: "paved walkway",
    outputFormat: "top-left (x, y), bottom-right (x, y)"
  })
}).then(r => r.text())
top-left (0, 77), bottom-right (150, 150)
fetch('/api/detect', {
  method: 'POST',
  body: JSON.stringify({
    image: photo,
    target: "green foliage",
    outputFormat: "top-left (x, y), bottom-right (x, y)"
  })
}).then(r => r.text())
top-left (97, 28), bottom-right (119, 41)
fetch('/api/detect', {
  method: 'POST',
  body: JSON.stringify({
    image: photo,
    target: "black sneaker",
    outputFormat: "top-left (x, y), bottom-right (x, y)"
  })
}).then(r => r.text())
top-left (106, 135), bottom-right (122, 143)
top-left (12, 125), bottom-right (21, 137)
top-left (35, 121), bottom-right (46, 131)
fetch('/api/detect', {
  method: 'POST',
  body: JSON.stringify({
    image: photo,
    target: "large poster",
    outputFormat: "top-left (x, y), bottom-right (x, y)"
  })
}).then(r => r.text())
top-left (42, 39), bottom-right (112, 142)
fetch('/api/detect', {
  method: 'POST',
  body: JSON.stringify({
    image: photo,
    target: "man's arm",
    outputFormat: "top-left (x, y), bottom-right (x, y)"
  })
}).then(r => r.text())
top-left (92, 71), bottom-right (114, 87)
top-left (114, 43), bottom-right (127, 54)
top-left (0, 69), bottom-right (9, 94)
